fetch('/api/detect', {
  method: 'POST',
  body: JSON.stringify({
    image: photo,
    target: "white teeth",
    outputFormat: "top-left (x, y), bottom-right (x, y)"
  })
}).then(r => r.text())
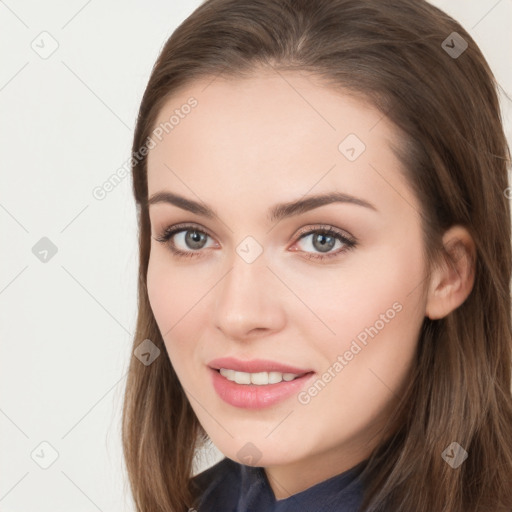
top-left (219, 368), bottom-right (301, 385)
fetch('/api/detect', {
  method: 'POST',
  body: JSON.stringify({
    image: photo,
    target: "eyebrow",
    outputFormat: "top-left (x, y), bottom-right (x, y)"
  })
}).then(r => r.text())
top-left (146, 190), bottom-right (377, 223)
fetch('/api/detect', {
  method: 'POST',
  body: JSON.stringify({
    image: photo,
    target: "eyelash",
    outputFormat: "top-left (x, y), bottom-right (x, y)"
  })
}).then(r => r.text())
top-left (153, 223), bottom-right (357, 262)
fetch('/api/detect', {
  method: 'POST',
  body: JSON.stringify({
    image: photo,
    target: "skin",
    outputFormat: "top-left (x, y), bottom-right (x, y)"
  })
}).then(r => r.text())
top-left (145, 69), bottom-right (475, 499)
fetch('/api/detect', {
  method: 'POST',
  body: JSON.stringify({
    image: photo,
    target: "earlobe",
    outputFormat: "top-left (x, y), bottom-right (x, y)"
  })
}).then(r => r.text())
top-left (425, 225), bottom-right (476, 320)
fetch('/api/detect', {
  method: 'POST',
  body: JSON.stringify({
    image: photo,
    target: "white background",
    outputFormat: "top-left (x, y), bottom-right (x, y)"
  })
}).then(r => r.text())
top-left (1, 1), bottom-right (511, 510)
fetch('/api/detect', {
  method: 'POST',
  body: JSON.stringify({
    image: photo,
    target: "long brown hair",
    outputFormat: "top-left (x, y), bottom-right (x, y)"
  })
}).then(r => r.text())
top-left (121, 0), bottom-right (512, 510)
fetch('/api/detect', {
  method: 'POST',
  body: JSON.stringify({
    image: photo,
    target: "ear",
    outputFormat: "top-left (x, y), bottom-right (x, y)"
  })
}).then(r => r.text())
top-left (425, 225), bottom-right (476, 320)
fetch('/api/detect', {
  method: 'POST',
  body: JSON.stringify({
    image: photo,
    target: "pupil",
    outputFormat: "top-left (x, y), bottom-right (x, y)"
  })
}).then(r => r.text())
top-left (314, 234), bottom-right (335, 253)
top-left (186, 230), bottom-right (205, 249)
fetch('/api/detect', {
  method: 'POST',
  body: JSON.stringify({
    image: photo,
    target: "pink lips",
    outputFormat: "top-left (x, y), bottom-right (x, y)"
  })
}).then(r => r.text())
top-left (207, 356), bottom-right (312, 375)
top-left (207, 357), bottom-right (316, 409)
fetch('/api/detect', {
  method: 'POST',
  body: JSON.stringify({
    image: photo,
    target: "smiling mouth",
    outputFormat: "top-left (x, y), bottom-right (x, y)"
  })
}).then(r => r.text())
top-left (213, 367), bottom-right (313, 386)
top-left (209, 366), bottom-right (316, 409)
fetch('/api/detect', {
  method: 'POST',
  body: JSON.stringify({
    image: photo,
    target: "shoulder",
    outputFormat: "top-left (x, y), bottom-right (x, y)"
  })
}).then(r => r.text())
top-left (190, 457), bottom-right (242, 511)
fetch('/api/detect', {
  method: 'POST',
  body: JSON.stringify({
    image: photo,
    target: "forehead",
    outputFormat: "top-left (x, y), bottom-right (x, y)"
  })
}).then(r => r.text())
top-left (146, 71), bottom-right (418, 221)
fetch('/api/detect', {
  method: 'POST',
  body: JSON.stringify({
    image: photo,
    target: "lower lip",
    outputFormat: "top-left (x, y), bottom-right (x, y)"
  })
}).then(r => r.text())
top-left (209, 367), bottom-right (316, 409)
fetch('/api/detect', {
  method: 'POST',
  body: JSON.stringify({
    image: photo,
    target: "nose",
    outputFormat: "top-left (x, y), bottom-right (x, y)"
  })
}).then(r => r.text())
top-left (213, 250), bottom-right (286, 341)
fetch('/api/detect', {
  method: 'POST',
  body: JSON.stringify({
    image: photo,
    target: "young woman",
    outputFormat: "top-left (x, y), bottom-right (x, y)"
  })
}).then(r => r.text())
top-left (121, 0), bottom-right (512, 510)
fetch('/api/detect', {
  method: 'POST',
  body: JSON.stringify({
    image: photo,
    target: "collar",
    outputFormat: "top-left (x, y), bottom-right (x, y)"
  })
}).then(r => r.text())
top-left (237, 457), bottom-right (368, 512)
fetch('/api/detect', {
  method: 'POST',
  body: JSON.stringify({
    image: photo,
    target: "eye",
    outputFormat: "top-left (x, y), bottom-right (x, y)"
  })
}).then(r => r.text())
top-left (153, 223), bottom-right (357, 261)
top-left (292, 225), bottom-right (357, 261)
top-left (153, 223), bottom-right (215, 259)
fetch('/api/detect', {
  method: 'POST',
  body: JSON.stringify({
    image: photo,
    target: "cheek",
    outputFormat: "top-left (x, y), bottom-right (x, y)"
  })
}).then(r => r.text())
top-left (146, 252), bottom-right (187, 361)
top-left (146, 250), bottom-right (206, 372)
top-left (146, 251), bottom-right (170, 325)
top-left (146, 249), bottom-right (195, 330)
top-left (295, 256), bottom-right (425, 440)
top-left (289, 240), bottom-right (425, 348)
top-left (317, 244), bottom-right (426, 394)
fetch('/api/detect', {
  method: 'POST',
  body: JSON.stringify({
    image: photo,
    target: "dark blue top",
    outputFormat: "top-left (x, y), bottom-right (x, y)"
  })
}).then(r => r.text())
top-left (190, 456), bottom-right (369, 512)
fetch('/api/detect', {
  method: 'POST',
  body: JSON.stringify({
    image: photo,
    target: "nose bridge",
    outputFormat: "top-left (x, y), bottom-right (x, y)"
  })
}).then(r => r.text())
top-left (213, 240), bottom-right (283, 337)
top-left (218, 244), bottom-right (269, 314)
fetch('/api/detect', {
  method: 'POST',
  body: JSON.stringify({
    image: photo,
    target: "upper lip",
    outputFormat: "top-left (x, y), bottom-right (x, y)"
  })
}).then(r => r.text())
top-left (207, 357), bottom-right (313, 375)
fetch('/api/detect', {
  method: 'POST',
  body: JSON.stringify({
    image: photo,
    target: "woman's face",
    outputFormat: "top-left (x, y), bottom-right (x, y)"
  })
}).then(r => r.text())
top-left (146, 70), bottom-right (429, 493)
